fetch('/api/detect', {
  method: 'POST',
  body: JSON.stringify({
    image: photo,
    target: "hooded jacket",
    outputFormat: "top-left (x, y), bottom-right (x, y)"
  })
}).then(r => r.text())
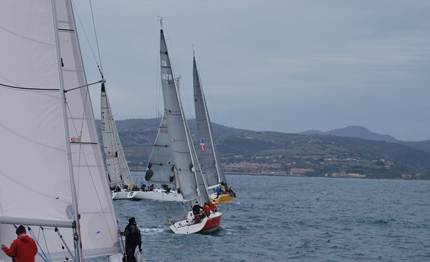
top-left (124, 222), bottom-right (141, 249)
top-left (2, 233), bottom-right (37, 262)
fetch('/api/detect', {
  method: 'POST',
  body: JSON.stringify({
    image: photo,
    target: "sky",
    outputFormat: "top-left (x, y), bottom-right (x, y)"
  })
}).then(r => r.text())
top-left (74, 0), bottom-right (430, 141)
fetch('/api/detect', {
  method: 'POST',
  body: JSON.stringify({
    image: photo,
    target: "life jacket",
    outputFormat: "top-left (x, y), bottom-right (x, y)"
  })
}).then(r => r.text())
top-left (208, 202), bottom-right (214, 210)
top-left (204, 205), bottom-right (211, 216)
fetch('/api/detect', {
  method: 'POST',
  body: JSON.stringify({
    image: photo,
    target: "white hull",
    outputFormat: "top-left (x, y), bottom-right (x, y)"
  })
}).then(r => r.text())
top-left (169, 211), bottom-right (222, 234)
top-left (108, 252), bottom-right (145, 262)
top-left (131, 188), bottom-right (183, 201)
top-left (111, 190), bottom-right (134, 200)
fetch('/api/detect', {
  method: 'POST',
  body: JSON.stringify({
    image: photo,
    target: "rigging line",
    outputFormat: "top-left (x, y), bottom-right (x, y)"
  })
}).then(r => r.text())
top-left (89, 0), bottom-right (103, 75)
top-left (0, 83), bottom-right (58, 91)
top-left (55, 227), bottom-right (76, 262)
top-left (65, 80), bottom-right (104, 92)
top-left (40, 227), bottom-right (53, 262)
top-left (0, 80), bottom-right (103, 91)
top-left (71, 0), bottom-right (101, 75)
top-left (27, 227), bottom-right (49, 262)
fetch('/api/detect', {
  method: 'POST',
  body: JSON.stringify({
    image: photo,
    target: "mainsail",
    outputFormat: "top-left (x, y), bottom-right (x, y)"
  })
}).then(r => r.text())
top-left (0, 0), bottom-right (121, 261)
top-left (193, 54), bottom-right (227, 188)
top-left (101, 83), bottom-right (134, 187)
top-left (159, 29), bottom-right (210, 204)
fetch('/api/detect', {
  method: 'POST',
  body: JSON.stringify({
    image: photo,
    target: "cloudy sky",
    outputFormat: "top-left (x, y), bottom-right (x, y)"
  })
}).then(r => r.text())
top-left (74, 0), bottom-right (430, 141)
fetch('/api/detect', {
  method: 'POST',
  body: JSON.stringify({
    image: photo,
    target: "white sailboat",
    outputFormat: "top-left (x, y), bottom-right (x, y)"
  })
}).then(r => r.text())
top-left (134, 115), bottom-right (183, 201)
top-left (193, 54), bottom-right (235, 203)
top-left (157, 26), bottom-right (222, 234)
top-left (101, 83), bottom-right (135, 200)
top-left (0, 0), bottom-right (126, 261)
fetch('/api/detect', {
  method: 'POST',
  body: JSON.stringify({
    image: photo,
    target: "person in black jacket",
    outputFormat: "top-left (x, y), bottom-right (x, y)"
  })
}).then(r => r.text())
top-left (123, 217), bottom-right (142, 262)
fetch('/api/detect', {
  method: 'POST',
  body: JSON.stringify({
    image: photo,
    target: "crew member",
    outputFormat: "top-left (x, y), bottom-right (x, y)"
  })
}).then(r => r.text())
top-left (123, 217), bottom-right (142, 262)
top-left (1, 225), bottom-right (38, 262)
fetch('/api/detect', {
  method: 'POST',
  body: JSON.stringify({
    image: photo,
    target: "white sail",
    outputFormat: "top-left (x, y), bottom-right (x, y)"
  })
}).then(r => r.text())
top-left (146, 115), bottom-right (176, 184)
top-left (101, 83), bottom-right (134, 187)
top-left (159, 29), bottom-right (209, 204)
top-left (0, 0), bottom-right (121, 261)
top-left (193, 55), bottom-right (227, 188)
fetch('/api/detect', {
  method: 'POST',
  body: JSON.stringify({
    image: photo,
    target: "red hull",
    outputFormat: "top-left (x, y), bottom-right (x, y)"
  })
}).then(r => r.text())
top-left (201, 213), bottom-right (222, 233)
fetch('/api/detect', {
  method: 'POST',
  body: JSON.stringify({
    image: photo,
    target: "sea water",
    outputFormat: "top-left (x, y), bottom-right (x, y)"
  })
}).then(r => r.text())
top-left (106, 173), bottom-right (430, 262)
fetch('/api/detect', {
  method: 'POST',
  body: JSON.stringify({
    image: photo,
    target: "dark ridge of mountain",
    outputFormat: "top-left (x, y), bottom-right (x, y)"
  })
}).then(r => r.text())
top-left (300, 125), bottom-right (399, 142)
top-left (99, 118), bottom-right (252, 138)
top-left (300, 130), bottom-right (324, 135)
top-left (95, 118), bottom-right (430, 179)
top-left (114, 118), bottom-right (161, 131)
top-left (400, 140), bottom-right (430, 154)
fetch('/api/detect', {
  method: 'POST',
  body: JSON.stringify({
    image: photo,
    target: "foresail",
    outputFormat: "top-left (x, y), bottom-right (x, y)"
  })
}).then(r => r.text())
top-left (56, 0), bottom-right (121, 257)
top-left (193, 56), bottom-right (227, 188)
top-left (101, 83), bottom-right (134, 187)
top-left (146, 115), bottom-right (176, 183)
top-left (0, 2), bottom-right (75, 261)
top-left (159, 29), bottom-right (199, 202)
top-left (0, 1), bottom-right (121, 261)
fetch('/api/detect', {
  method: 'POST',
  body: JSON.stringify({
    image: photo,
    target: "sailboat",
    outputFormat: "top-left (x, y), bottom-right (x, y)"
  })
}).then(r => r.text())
top-left (193, 54), bottom-right (235, 203)
top-left (101, 84), bottom-right (135, 200)
top-left (134, 115), bottom-right (183, 201)
top-left (0, 0), bottom-right (126, 261)
top-left (157, 26), bottom-right (222, 234)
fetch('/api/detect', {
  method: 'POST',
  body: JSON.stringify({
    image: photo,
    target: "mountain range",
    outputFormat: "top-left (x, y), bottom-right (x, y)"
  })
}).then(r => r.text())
top-left (96, 118), bottom-right (430, 179)
top-left (300, 126), bottom-right (399, 142)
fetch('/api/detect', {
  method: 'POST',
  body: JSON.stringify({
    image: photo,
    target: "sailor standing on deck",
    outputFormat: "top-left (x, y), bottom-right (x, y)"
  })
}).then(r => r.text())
top-left (123, 217), bottom-right (142, 262)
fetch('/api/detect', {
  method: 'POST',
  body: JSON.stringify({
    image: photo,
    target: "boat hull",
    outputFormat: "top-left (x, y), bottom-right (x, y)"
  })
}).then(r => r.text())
top-left (169, 212), bottom-right (222, 234)
top-left (132, 188), bottom-right (183, 201)
top-left (112, 190), bottom-right (134, 200)
top-left (210, 193), bottom-right (234, 203)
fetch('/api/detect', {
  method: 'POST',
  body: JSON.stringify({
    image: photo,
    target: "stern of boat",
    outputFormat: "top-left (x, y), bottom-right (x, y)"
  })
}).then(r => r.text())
top-left (211, 193), bottom-right (234, 203)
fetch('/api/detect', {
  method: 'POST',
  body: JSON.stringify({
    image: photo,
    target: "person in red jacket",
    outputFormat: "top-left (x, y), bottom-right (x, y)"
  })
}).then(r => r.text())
top-left (1, 225), bottom-right (38, 262)
top-left (203, 202), bottom-right (211, 217)
top-left (209, 199), bottom-right (218, 212)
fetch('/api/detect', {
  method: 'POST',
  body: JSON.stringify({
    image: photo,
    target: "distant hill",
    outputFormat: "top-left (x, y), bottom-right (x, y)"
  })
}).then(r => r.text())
top-left (300, 126), bottom-right (399, 142)
top-left (400, 140), bottom-right (430, 154)
top-left (96, 118), bottom-right (430, 179)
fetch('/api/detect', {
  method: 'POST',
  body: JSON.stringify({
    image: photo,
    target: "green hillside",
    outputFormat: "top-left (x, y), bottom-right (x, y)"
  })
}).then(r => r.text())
top-left (96, 118), bottom-right (430, 180)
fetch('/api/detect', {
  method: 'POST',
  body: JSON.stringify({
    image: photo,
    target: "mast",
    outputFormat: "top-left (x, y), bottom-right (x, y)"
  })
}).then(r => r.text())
top-left (50, 0), bottom-right (83, 260)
